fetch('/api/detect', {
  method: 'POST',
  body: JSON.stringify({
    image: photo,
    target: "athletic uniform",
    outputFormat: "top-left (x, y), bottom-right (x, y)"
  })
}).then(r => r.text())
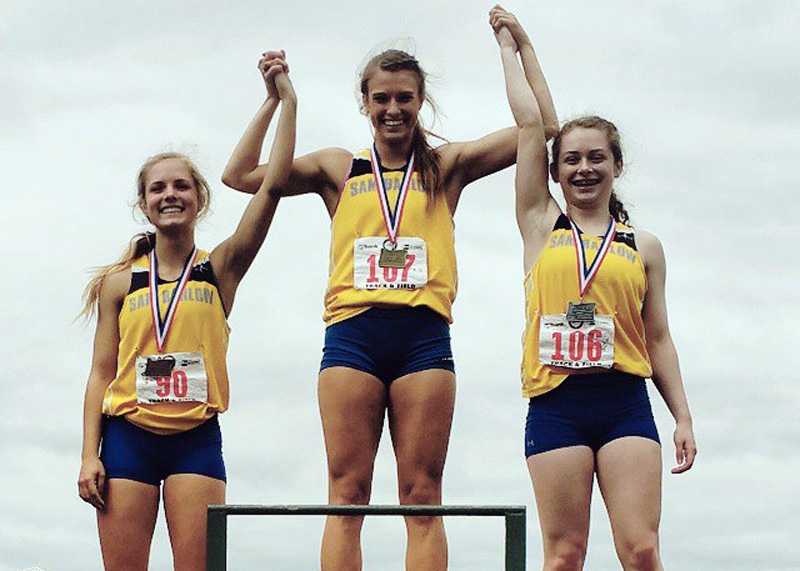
top-left (100, 248), bottom-right (229, 483)
top-left (320, 147), bottom-right (456, 383)
top-left (522, 213), bottom-right (659, 456)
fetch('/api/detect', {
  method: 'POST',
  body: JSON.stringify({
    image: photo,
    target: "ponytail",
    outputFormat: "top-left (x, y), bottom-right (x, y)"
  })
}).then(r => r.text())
top-left (79, 232), bottom-right (154, 320)
top-left (609, 191), bottom-right (630, 225)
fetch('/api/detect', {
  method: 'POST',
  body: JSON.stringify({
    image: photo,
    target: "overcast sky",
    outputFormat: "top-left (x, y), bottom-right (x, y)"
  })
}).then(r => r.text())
top-left (1, 0), bottom-right (798, 569)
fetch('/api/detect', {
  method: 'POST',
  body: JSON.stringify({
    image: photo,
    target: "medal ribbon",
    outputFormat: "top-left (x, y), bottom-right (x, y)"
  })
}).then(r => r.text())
top-left (149, 247), bottom-right (197, 353)
top-left (370, 144), bottom-right (416, 244)
top-left (569, 217), bottom-right (616, 298)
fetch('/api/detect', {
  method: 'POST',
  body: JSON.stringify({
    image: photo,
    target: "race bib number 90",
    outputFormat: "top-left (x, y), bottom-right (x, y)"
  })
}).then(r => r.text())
top-left (135, 351), bottom-right (209, 404)
top-left (539, 314), bottom-right (615, 369)
top-left (353, 237), bottom-right (428, 290)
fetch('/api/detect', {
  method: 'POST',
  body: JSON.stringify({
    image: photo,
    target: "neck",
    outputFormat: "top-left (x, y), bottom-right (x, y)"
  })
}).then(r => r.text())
top-left (153, 228), bottom-right (195, 277)
top-left (566, 202), bottom-right (613, 234)
top-left (374, 136), bottom-right (413, 169)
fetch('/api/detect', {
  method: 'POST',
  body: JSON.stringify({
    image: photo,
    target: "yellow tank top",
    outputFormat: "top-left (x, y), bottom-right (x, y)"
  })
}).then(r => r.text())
top-left (323, 148), bottom-right (458, 325)
top-left (521, 214), bottom-right (651, 398)
top-left (102, 249), bottom-right (230, 434)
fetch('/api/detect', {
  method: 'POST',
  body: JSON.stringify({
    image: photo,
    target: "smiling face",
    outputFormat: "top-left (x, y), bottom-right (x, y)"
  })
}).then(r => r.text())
top-left (551, 127), bottom-right (622, 209)
top-left (362, 68), bottom-right (423, 145)
top-left (140, 158), bottom-right (201, 231)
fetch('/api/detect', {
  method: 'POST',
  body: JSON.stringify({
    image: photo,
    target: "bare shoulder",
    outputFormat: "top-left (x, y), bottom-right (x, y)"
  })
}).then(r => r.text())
top-left (431, 141), bottom-right (461, 175)
top-left (635, 228), bottom-right (665, 270)
top-left (96, 266), bottom-right (131, 315)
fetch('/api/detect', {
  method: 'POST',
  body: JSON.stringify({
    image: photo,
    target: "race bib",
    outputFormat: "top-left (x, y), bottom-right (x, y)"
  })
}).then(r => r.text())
top-left (135, 351), bottom-right (208, 404)
top-left (353, 237), bottom-right (427, 290)
top-left (539, 314), bottom-right (615, 369)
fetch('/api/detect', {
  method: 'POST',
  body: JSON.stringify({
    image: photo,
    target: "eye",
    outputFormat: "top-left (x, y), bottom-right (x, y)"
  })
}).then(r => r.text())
top-left (563, 155), bottom-right (579, 165)
top-left (148, 183), bottom-right (165, 194)
top-left (589, 152), bottom-right (606, 163)
top-left (373, 94), bottom-right (388, 104)
top-left (398, 94), bottom-right (414, 103)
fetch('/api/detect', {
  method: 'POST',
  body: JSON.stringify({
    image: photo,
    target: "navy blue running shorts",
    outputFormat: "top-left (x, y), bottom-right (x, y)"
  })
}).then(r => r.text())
top-left (100, 414), bottom-right (226, 485)
top-left (525, 371), bottom-right (660, 458)
top-left (320, 306), bottom-right (455, 384)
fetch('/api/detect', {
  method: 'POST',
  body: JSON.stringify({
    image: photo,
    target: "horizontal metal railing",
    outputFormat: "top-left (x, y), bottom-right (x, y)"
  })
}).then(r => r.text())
top-left (207, 504), bottom-right (526, 570)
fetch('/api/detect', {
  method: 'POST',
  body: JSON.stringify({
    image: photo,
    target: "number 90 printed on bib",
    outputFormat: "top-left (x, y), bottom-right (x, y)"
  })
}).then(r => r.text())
top-left (135, 351), bottom-right (209, 404)
top-left (353, 237), bottom-right (428, 290)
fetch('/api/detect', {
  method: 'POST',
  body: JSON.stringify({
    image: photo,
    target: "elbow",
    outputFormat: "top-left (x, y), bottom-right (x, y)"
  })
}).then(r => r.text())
top-left (544, 122), bottom-right (560, 141)
top-left (221, 171), bottom-right (240, 190)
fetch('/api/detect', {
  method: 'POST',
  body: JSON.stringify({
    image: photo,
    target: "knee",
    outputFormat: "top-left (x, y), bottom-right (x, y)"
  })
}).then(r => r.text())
top-left (328, 471), bottom-right (372, 506)
top-left (619, 534), bottom-right (660, 571)
top-left (398, 471), bottom-right (442, 506)
top-left (544, 537), bottom-right (587, 571)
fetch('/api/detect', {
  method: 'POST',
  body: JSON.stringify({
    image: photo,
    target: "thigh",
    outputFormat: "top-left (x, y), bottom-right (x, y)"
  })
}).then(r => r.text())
top-left (318, 366), bottom-right (387, 483)
top-left (163, 474), bottom-right (226, 571)
top-left (97, 478), bottom-right (160, 571)
top-left (527, 446), bottom-right (594, 548)
top-left (596, 436), bottom-right (662, 543)
top-left (389, 368), bottom-right (456, 489)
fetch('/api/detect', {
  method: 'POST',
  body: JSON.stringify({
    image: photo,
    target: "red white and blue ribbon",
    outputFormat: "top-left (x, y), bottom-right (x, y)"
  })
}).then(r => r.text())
top-left (569, 217), bottom-right (616, 298)
top-left (370, 144), bottom-right (415, 244)
top-left (149, 247), bottom-right (197, 353)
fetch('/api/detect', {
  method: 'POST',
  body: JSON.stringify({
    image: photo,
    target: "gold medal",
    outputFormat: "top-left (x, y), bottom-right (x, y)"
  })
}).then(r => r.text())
top-left (565, 301), bottom-right (596, 328)
top-left (378, 240), bottom-right (408, 268)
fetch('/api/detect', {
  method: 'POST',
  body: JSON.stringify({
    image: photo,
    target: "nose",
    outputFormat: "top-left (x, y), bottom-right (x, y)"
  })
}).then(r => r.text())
top-left (577, 158), bottom-right (593, 174)
top-left (163, 183), bottom-right (179, 199)
top-left (387, 99), bottom-right (401, 116)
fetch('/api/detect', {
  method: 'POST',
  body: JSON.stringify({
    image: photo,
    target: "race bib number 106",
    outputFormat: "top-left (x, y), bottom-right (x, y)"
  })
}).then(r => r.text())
top-left (353, 237), bottom-right (428, 290)
top-left (539, 314), bottom-right (615, 369)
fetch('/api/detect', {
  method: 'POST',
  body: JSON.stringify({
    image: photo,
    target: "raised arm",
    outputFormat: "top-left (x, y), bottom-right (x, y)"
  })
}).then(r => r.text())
top-left (495, 22), bottom-right (559, 270)
top-left (222, 51), bottom-right (350, 210)
top-left (490, 5), bottom-right (559, 139)
top-left (639, 231), bottom-right (697, 474)
top-left (78, 269), bottom-right (126, 511)
top-left (211, 64), bottom-right (297, 312)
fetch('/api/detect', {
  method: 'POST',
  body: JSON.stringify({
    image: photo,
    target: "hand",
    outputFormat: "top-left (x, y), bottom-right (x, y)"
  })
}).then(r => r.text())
top-left (671, 419), bottom-right (697, 474)
top-left (494, 24), bottom-right (518, 51)
top-left (258, 50), bottom-right (289, 100)
top-left (78, 456), bottom-right (106, 510)
top-left (489, 5), bottom-right (531, 49)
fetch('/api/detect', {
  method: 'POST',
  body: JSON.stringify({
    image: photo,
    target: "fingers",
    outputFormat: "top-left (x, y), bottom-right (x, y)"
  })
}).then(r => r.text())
top-left (78, 469), bottom-right (106, 510)
top-left (671, 437), bottom-right (698, 474)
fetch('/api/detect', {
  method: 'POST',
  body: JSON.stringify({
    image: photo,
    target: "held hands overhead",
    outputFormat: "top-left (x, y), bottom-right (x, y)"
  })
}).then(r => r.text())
top-left (489, 5), bottom-right (531, 51)
top-left (258, 49), bottom-right (296, 102)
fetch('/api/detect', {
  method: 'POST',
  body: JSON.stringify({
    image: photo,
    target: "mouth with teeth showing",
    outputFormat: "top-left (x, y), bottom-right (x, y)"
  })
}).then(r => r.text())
top-left (159, 205), bottom-right (185, 215)
top-left (570, 177), bottom-right (601, 188)
top-left (381, 117), bottom-right (406, 130)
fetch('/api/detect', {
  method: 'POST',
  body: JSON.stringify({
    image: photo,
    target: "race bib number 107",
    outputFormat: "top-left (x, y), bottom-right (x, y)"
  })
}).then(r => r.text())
top-left (353, 237), bottom-right (428, 290)
top-left (539, 314), bottom-right (615, 369)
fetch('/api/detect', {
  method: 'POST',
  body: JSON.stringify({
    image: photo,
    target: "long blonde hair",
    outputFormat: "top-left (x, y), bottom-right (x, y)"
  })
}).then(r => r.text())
top-left (79, 153), bottom-right (211, 319)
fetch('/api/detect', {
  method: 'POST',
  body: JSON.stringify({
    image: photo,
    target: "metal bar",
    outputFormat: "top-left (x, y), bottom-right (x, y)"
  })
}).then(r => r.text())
top-left (206, 506), bottom-right (228, 571)
top-left (206, 504), bottom-right (526, 571)
top-left (209, 504), bottom-right (523, 517)
top-left (504, 510), bottom-right (526, 571)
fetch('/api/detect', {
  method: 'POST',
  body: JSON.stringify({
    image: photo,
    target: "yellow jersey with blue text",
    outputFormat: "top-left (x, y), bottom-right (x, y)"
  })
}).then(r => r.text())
top-left (102, 249), bottom-right (230, 434)
top-left (323, 148), bottom-right (458, 325)
top-left (521, 214), bottom-right (652, 398)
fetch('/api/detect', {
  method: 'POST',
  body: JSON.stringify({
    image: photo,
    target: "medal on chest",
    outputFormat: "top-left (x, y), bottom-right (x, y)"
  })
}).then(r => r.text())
top-left (539, 217), bottom-right (617, 369)
top-left (352, 145), bottom-right (428, 290)
top-left (135, 248), bottom-right (209, 404)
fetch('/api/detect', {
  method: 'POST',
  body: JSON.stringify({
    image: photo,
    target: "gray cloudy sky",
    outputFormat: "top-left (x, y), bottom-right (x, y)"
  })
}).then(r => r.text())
top-left (2, 0), bottom-right (798, 569)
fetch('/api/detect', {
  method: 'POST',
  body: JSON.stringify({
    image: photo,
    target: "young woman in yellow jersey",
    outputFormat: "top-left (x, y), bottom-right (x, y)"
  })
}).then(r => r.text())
top-left (493, 7), bottom-right (697, 570)
top-left (77, 61), bottom-right (296, 570)
top-left (223, 42), bottom-right (557, 569)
